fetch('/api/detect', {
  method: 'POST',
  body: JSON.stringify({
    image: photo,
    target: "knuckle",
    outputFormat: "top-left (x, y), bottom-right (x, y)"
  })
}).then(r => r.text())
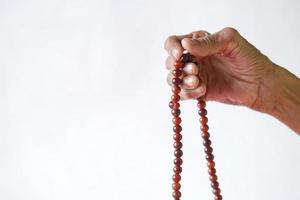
top-left (190, 30), bottom-right (209, 38)
top-left (221, 27), bottom-right (240, 42)
top-left (223, 27), bottom-right (239, 35)
top-left (167, 73), bottom-right (173, 85)
top-left (165, 56), bottom-right (171, 68)
top-left (164, 35), bottom-right (177, 49)
top-left (201, 35), bottom-right (215, 51)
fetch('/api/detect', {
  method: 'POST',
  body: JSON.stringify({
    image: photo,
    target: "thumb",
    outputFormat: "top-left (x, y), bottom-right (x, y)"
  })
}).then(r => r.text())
top-left (181, 27), bottom-right (240, 57)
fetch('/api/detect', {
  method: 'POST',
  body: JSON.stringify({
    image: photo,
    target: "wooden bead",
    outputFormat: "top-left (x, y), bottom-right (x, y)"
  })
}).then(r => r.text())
top-left (172, 190), bottom-right (182, 198)
top-left (198, 108), bottom-right (207, 116)
top-left (211, 181), bottom-right (219, 189)
top-left (203, 139), bottom-right (212, 147)
top-left (172, 174), bottom-right (181, 182)
top-left (210, 175), bottom-right (218, 182)
top-left (213, 188), bottom-right (221, 195)
top-left (207, 160), bottom-right (215, 169)
top-left (171, 109), bottom-right (181, 116)
top-left (181, 53), bottom-right (191, 63)
top-left (174, 149), bottom-right (183, 157)
top-left (174, 158), bottom-right (183, 165)
top-left (197, 100), bottom-right (206, 108)
top-left (201, 132), bottom-right (210, 139)
top-left (172, 85), bottom-right (181, 93)
top-left (171, 94), bottom-right (180, 102)
top-left (172, 102), bottom-right (180, 109)
top-left (172, 117), bottom-right (181, 124)
top-left (200, 116), bottom-right (208, 124)
top-left (173, 166), bottom-right (182, 173)
top-left (173, 142), bottom-right (183, 149)
top-left (208, 168), bottom-right (216, 175)
top-left (201, 124), bottom-right (209, 132)
top-left (205, 146), bottom-right (213, 154)
top-left (173, 60), bottom-right (183, 69)
top-left (172, 69), bottom-right (183, 77)
top-left (169, 101), bottom-right (174, 109)
top-left (214, 195), bottom-right (223, 200)
top-left (173, 134), bottom-right (182, 141)
top-left (173, 125), bottom-right (182, 132)
top-left (172, 77), bottom-right (182, 85)
top-left (206, 154), bottom-right (214, 160)
top-left (172, 182), bottom-right (181, 190)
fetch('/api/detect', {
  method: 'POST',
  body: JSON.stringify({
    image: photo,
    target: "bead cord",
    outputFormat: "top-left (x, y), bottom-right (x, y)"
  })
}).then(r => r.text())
top-left (169, 52), bottom-right (222, 200)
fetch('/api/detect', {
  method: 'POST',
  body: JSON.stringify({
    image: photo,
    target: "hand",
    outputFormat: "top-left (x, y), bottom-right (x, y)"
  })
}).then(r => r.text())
top-left (164, 27), bottom-right (276, 113)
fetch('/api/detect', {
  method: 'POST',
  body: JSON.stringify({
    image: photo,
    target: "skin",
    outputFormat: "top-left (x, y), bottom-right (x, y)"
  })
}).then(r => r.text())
top-left (164, 27), bottom-right (300, 134)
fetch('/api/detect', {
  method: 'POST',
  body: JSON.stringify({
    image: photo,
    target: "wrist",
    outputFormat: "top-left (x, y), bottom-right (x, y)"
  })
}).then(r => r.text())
top-left (250, 61), bottom-right (278, 115)
top-left (258, 63), bottom-right (300, 133)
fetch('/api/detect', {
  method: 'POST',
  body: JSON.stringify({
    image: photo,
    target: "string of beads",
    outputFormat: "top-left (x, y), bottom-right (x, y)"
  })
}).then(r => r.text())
top-left (169, 52), bottom-right (222, 200)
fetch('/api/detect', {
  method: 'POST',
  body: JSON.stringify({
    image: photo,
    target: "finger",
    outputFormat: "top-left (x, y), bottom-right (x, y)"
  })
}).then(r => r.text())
top-left (164, 34), bottom-right (192, 59)
top-left (181, 27), bottom-right (240, 57)
top-left (182, 75), bottom-right (200, 90)
top-left (183, 62), bottom-right (199, 75)
top-left (190, 30), bottom-right (210, 39)
top-left (165, 55), bottom-right (176, 70)
top-left (167, 73), bottom-right (173, 86)
top-left (180, 84), bottom-right (207, 100)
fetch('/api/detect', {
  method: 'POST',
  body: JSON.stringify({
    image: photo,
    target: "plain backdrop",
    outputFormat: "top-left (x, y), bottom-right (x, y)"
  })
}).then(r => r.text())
top-left (0, 0), bottom-right (300, 199)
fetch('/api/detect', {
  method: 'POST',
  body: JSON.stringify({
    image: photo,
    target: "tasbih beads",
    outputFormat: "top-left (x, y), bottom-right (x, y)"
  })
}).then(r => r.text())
top-left (169, 53), bottom-right (222, 200)
top-left (198, 99), bottom-right (223, 200)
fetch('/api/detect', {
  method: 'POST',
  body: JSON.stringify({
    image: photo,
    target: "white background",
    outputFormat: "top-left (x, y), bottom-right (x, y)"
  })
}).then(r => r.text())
top-left (0, 0), bottom-right (300, 199)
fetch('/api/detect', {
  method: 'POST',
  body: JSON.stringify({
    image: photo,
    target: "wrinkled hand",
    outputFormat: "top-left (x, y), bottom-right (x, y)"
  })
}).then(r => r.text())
top-left (164, 27), bottom-right (276, 112)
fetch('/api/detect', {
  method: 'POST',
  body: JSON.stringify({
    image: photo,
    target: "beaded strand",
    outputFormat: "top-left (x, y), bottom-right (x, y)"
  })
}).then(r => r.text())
top-left (169, 53), bottom-right (222, 200)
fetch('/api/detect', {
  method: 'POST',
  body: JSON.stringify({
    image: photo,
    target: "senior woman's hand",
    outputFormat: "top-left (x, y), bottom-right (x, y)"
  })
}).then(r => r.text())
top-left (164, 27), bottom-right (300, 134)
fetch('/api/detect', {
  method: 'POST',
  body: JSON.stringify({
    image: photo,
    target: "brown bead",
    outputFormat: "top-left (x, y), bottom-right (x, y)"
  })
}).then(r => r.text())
top-left (197, 100), bottom-right (206, 108)
top-left (172, 190), bottom-right (181, 198)
top-left (209, 175), bottom-right (218, 182)
top-left (201, 132), bottom-right (210, 139)
top-left (173, 125), bottom-right (182, 132)
top-left (172, 174), bottom-right (181, 182)
top-left (173, 166), bottom-right (182, 173)
top-left (206, 154), bottom-right (214, 160)
top-left (214, 195), bottom-right (223, 200)
top-left (173, 102), bottom-right (180, 109)
top-left (172, 69), bottom-right (183, 77)
top-left (172, 77), bottom-right (182, 85)
top-left (198, 108), bottom-right (207, 116)
top-left (169, 101), bottom-right (174, 109)
top-left (200, 116), bottom-right (208, 124)
top-left (205, 146), bottom-right (213, 154)
top-left (203, 139), bottom-right (211, 147)
top-left (213, 188), bottom-right (221, 195)
top-left (173, 60), bottom-right (183, 69)
top-left (174, 149), bottom-right (183, 157)
top-left (173, 141), bottom-right (182, 149)
top-left (201, 124), bottom-right (209, 132)
top-left (171, 109), bottom-right (181, 116)
top-left (172, 85), bottom-right (181, 93)
top-left (208, 168), bottom-right (216, 175)
top-left (171, 94), bottom-right (180, 102)
top-left (207, 160), bottom-right (215, 169)
top-left (172, 182), bottom-right (181, 190)
top-left (181, 53), bottom-right (191, 63)
top-left (172, 117), bottom-right (181, 124)
top-left (211, 181), bottom-right (219, 189)
top-left (174, 158), bottom-right (183, 165)
top-left (173, 134), bottom-right (182, 141)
